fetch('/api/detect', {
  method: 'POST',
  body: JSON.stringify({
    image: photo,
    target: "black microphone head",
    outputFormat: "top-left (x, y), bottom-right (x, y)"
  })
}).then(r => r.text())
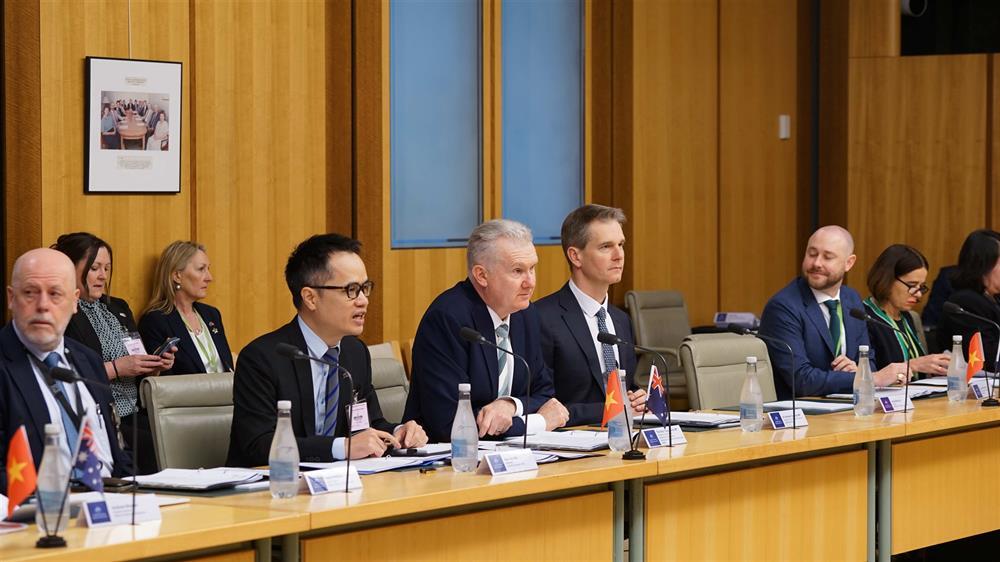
top-left (49, 366), bottom-right (79, 384)
top-left (725, 323), bottom-right (751, 335)
top-left (459, 327), bottom-right (485, 344)
top-left (848, 308), bottom-right (868, 321)
top-left (597, 332), bottom-right (621, 345)
top-left (943, 302), bottom-right (964, 315)
top-left (275, 343), bottom-right (306, 359)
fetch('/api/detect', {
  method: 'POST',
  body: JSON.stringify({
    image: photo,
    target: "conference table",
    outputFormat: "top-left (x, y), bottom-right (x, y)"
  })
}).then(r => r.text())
top-left (3, 395), bottom-right (1000, 561)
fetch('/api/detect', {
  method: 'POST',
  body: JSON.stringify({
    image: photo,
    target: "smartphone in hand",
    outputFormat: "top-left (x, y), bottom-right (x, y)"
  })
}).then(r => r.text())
top-left (153, 336), bottom-right (181, 356)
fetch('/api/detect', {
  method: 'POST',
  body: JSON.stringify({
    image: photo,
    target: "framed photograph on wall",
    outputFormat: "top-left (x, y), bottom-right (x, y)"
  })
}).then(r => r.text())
top-left (85, 56), bottom-right (182, 194)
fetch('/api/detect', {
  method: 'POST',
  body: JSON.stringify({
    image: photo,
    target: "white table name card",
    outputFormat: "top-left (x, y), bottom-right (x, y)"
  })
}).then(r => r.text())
top-left (766, 409), bottom-right (808, 430)
top-left (477, 449), bottom-right (538, 476)
top-left (305, 466), bottom-right (363, 495)
top-left (970, 379), bottom-right (992, 400)
top-left (641, 425), bottom-right (687, 448)
top-left (878, 394), bottom-right (914, 413)
top-left (79, 494), bottom-right (161, 527)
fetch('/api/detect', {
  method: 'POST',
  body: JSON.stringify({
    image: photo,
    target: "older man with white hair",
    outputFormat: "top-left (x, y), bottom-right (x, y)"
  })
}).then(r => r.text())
top-left (759, 226), bottom-right (907, 399)
top-left (1, 248), bottom-right (131, 493)
top-left (403, 219), bottom-right (569, 443)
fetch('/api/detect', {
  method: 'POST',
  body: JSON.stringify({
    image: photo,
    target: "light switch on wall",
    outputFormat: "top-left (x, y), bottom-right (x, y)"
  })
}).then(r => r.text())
top-left (778, 114), bottom-right (791, 140)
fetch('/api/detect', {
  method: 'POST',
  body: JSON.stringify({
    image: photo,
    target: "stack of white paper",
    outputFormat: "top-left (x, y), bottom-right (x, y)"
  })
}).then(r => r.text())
top-left (134, 468), bottom-right (263, 491)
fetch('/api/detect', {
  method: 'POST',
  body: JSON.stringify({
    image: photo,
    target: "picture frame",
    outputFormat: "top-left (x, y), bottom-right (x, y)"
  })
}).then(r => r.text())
top-left (85, 56), bottom-right (182, 194)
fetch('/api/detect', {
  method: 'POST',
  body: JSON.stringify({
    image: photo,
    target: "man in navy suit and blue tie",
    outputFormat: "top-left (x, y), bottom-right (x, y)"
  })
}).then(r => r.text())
top-left (403, 219), bottom-right (570, 443)
top-left (759, 226), bottom-right (907, 399)
top-left (535, 205), bottom-right (647, 425)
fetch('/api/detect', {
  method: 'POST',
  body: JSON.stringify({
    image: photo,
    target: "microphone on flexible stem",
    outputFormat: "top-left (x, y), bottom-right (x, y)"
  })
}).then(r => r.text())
top-left (726, 325), bottom-right (800, 429)
top-left (848, 309), bottom-right (913, 413)
top-left (598, 332), bottom-right (662, 455)
top-left (459, 327), bottom-right (534, 451)
top-left (942, 302), bottom-right (1000, 407)
top-left (46, 363), bottom-right (142, 527)
top-left (276, 343), bottom-right (357, 492)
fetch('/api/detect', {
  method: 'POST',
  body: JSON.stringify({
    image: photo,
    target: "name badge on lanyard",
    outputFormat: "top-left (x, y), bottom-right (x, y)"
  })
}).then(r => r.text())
top-left (350, 401), bottom-right (370, 431)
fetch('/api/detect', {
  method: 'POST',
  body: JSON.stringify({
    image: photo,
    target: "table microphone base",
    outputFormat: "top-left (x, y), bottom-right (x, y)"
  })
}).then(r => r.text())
top-left (982, 397), bottom-right (1000, 407)
top-left (36, 535), bottom-right (67, 548)
top-left (622, 449), bottom-right (646, 461)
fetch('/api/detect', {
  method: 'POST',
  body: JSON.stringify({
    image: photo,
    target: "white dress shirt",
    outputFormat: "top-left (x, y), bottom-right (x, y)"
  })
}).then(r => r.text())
top-left (485, 307), bottom-right (545, 435)
top-left (568, 279), bottom-right (620, 374)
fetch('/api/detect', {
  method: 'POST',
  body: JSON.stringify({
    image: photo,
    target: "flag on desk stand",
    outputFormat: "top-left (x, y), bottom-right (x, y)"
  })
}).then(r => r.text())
top-left (6, 426), bottom-right (37, 517)
top-left (601, 369), bottom-right (625, 428)
top-left (73, 418), bottom-right (104, 493)
top-left (646, 365), bottom-right (670, 427)
top-left (967, 331), bottom-right (985, 382)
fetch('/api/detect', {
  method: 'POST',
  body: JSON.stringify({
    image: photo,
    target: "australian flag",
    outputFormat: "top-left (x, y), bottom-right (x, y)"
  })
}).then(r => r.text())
top-left (647, 365), bottom-right (670, 427)
top-left (73, 418), bottom-right (104, 493)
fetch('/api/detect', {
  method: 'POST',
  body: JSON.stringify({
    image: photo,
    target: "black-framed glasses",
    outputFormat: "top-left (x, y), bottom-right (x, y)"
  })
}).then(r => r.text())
top-left (895, 277), bottom-right (929, 296)
top-left (308, 280), bottom-right (375, 300)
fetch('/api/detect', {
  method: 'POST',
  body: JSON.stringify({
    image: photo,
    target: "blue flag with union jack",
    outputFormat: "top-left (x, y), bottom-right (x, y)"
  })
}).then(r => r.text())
top-left (73, 418), bottom-right (104, 493)
top-left (646, 365), bottom-right (670, 427)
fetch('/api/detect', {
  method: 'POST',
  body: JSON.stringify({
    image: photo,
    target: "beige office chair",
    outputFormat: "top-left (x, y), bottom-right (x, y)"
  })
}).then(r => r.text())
top-left (140, 372), bottom-right (234, 470)
top-left (905, 310), bottom-right (929, 353)
top-left (368, 342), bottom-right (410, 424)
top-left (624, 290), bottom-right (691, 409)
top-left (679, 333), bottom-right (777, 410)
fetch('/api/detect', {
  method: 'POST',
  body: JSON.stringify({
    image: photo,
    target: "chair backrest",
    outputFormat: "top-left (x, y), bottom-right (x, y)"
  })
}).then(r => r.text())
top-left (368, 342), bottom-right (410, 424)
top-left (624, 290), bottom-right (691, 351)
top-left (905, 310), bottom-right (929, 353)
top-left (140, 372), bottom-right (234, 470)
top-left (679, 334), bottom-right (777, 410)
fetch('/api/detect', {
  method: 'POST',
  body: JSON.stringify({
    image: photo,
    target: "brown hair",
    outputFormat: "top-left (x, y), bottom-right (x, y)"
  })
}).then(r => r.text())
top-left (560, 204), bottom-right (626, 267)
top-left (866, 244), bottom-right (929, 302)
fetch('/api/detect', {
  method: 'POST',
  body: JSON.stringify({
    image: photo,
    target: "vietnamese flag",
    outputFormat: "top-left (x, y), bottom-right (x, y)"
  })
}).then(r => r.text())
top-left (601, 369), bottom-right (625, 428)
top-left (967, 331), bottom-right (985, 382)
top-left (6, 426), bottom-right (37, 517)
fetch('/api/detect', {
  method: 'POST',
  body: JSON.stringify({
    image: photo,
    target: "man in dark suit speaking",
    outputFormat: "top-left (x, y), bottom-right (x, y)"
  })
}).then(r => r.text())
top-left (227, 234), bottom-right (426, 466)
top-left (403, 219), bottom-right (569, 443)
top-left (1, 248), bottom-right (131, 493)
top-left (535, 205), bottom-right (647, 425)
top-left (758, 226), bottom-right (906, 399)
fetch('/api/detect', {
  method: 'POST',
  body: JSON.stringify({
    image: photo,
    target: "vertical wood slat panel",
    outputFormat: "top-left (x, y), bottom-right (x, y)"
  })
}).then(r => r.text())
top-left (631, 0), bottom-right (719, 325)
top-left (193, 0), bottom-right (327, 351)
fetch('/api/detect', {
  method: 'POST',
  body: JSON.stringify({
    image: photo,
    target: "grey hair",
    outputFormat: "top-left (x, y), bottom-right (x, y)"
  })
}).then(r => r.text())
top-left (466, 219), bottom-right (534, 272)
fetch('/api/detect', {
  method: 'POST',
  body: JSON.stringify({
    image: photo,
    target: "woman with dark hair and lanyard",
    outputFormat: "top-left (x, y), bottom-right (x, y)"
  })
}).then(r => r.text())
top-left (863, 244), bottom-right (951, 379)
top-left (937, 229), bottom-right (1000, 371)
top-left (52, 232), bottom-right (176, 474)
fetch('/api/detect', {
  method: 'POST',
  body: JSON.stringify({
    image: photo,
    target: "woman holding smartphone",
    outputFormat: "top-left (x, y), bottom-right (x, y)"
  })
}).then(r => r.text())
top-left (139, 241), bottom-right (234, 375)
top-left (53, 232), bottom-right (175, 474)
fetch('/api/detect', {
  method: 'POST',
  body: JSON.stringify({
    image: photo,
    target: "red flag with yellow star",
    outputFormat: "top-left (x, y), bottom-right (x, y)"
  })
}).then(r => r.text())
top-left (6, 425), bottom-right (37, 517)
top-left (601, 369), bottom-right (625, 428)
top-left (967, 331), bottom-right (985, 382)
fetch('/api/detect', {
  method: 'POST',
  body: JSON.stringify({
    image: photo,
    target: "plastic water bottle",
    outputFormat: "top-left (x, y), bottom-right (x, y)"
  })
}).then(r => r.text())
top-left (608, 371), bottom-right (632, 451)
top-left (269, 400), bottom-right (300, 498)
top-left (451, 383), bottom-right (479, 472)
top-left (35, 423), bottom-right (70, 535)
top-left (947, 335), bottom-right (969, 402)
top-left (853, 345), bottom-right (875, 416)
top-left (739, 356), bottom-right (764, 432)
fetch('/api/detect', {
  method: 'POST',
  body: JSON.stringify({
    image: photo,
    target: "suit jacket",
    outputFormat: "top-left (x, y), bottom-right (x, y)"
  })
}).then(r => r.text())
top-left (937, 289), bottom-right (1000, 371)
top-left (758, 277), bottom-right (874, 399)
top-left (536, 282), bottom-right (638, 425)
top-left (138, 302), bottom-right (234, 374)
top-left (226, 318), bottom-right (393, 467)
top-left (0, 323), bottom-right (131, 492)
top-left (402, 280), bottom-right (556, 443)
top-left (64, 296), bottom-right (138, 358)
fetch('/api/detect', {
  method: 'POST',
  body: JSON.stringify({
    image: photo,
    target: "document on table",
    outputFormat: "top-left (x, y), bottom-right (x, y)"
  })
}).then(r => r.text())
top-left (302, 454), bottom-right (449, 475)
top-left (634, 411), bottom-right (739, 427)
top-left (504, 430), bottom-right (609, 452)
top-left (134, 468), bottom-right (264, 491)
top-left (827, 385), bottom-right (945, 401)
top-left (764, 400), bottom-right (853, 413)
top-left (909, 377), bottom-right (949, 387)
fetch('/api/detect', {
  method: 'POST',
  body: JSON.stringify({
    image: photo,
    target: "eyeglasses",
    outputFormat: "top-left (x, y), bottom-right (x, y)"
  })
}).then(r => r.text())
top-left (895, 277), bottom-right (929, 296)
top-left (308, 280), bottom-right (375, 300)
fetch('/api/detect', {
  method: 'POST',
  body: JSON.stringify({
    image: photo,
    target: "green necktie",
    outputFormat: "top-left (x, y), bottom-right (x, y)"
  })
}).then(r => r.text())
top-left (824, 300), bottom-right (842, 355)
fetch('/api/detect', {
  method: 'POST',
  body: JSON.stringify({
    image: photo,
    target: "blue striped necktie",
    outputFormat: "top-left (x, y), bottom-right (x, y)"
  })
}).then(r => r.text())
top-left (596, 308), bottom-right (619, 377)
top-left (321, 347), bottom-right (341, 437)
top-left (44, 352), bottom-right (80, 455)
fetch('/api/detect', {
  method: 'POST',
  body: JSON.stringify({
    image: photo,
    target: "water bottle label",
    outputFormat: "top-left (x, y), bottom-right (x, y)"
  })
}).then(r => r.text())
top-left (947, 377), bottom-right (961, 391)
top-left (739, 404), bottom-right (758, 419)
top-left (36, 489), bottom-right (66, 516)
top-left (270, 460), bottom-right (297, 482)
top-left (452, 439), bottom-right (475, 459)
top-left (853, 390), bottom-right (860, 405)
top-left (608, 422), bottom-right (625, 439)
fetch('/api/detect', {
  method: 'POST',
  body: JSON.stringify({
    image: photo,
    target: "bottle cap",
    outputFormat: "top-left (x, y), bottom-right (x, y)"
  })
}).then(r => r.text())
top-left (859, 345), bottom-right (869, 353)
top-left (458, 383), bottom-right (471, 392)
top-left (44, 423), bottom-right (60, 435)
top-left (746, 356), bottom-right (757, 364)
top-left (277, 400), bottom-right (292, 410)
top-left (953, 335), bottom-right (963, 343)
